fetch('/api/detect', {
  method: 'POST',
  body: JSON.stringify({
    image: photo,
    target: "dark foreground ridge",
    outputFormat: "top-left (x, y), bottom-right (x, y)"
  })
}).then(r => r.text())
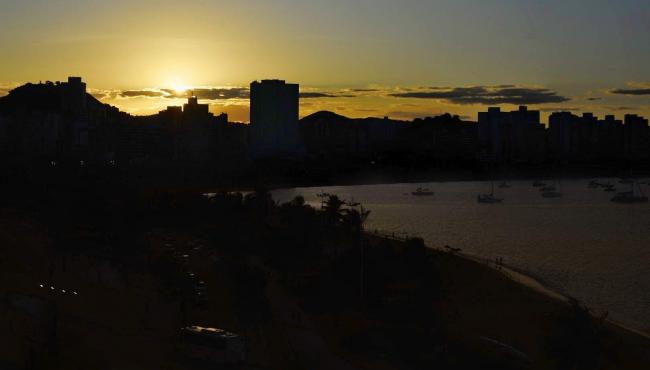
top-left (1, 174), bottom-right (649, 370)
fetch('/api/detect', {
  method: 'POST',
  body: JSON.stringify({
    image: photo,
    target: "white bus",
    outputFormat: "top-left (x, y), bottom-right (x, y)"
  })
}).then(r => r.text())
top-left (179, 325), bottom-right (245, 365)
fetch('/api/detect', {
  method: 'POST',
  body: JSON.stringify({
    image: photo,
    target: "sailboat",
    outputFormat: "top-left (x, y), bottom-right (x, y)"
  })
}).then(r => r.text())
top-left (478, 180), bottom-right (503, 203)
top-left (412, 186), bottom-right (435, 196)
top-left (603, 181), bottom-right (616, 192)
top-left (542, 190), bottom-right (563, 198)
top-left (541, 179), bottom-right (563, 198)
top-left (588, 180), bottom-right (601, 188)
top-left (540, 185), bottom-right (556, 192)
top-left (498, 181), bottom-right (512, 189)
top-left (611, 181), bottom-right (648, 203)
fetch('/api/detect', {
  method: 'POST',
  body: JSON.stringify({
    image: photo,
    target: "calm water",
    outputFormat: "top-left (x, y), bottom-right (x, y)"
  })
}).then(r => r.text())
top-left (272, 179), bottom-right (650, 332)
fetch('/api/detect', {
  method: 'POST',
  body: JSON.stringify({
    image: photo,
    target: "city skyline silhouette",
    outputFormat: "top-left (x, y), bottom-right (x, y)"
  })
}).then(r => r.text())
top-left (1, 1), bottom-right (649, 121)
top-left (2, 1), bottom-right (650, 369)
top-left (1, 75), bottom-right (648, 169)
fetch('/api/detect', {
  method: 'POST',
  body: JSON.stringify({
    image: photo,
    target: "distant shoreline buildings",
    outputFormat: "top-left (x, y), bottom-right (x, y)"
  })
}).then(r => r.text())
top-left (0, 76), bottom-right (648, 173)
top-left (478, 106), bottom-right (649, 164)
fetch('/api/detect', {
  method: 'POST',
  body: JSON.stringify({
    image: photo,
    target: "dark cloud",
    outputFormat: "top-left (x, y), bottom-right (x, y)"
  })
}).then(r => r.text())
top-left (390, 86), bottom-right (569, 105)
top-left (116, 88), bottom-right (250, 100)
top-left (586, 97), bottom-right (601, 101)
top-left (428, 84), bottom-right (514, 90)
top-left (90, 90), bottom-right (117, 100)
top-left (610, 88), bottom-right (650, 96)
top-left (612, 106), bottom-right (640, 111)
top-left (121, 90), bottom-right (166, 98)
top-left (300, 92), bottom-right (336, 98)
top-left (350, 88), bottom-right (380, 92)
top-left (117, 87), bottom-right (364, 100)
top-left (166, 88), bottom-right (249, 100)
top-left (299, 92), bottom-right (355, 98)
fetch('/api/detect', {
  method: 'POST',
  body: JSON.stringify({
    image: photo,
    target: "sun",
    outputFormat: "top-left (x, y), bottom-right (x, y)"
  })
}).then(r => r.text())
top-left (171, 84), bottom-right (190, 94)
top-left (162, 75), bottom-right (192, 95)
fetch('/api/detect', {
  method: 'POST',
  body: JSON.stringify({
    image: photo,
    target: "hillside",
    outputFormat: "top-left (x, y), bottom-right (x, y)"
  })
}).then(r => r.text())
top-left (1, 181), bottom-right (650, 369)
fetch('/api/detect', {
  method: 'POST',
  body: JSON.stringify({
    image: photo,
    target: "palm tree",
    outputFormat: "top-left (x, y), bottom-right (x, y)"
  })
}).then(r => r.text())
top-left (342, 205), bottom-right (371, 235)
top-left (323, 194), bottom-right (345, 225)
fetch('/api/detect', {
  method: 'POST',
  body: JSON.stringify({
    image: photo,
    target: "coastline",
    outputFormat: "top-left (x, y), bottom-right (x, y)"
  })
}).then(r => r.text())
top-left (262, 181), bottom-right (650, 346)
top-left (2, 187), bottom-right (650, 369)
top-left (369, 228), bottom-right (650, 343)
top-left (211, 165), bottom-right (650, 193)
top-left (458, 250), bottom-right (650, 341)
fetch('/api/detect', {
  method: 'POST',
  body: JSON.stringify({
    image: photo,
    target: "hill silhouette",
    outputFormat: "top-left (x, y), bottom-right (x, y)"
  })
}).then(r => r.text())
top-left (300, 110), bottom-right (408, 126)
top-left (301, 110), bottom-right (351, 123)
top-left (0, 81), bottom-right (115, 116)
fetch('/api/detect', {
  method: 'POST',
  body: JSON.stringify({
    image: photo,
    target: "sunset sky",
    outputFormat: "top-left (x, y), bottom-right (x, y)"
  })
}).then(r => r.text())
top-left (1, 0), bottom-right (648, 122)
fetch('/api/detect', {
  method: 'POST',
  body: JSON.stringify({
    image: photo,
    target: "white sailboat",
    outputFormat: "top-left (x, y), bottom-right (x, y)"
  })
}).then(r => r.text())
top-left (478, 180), bottom-right (503, 204)
top-left (611, 181), bottom-right (648, 203)
top-left (541, 179), bottom-right (563, 198)
top-left (412, 186), bottom-right (435, 196)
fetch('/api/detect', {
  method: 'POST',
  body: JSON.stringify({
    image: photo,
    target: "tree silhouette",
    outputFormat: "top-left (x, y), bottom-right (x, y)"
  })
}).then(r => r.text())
top-left (323, 194), bottom-right (345, 225)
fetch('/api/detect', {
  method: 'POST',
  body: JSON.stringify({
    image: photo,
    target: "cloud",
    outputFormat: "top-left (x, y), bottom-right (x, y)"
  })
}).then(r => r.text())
top-left (115, 86), bottom-right (367, 101)
top-left (121, 90), bottom-right (166, 98)
top-left (390, 86), bottom-right (569, 105)
top-left (0, 82), bottom-right (23, 97)
top-left (609, 82), bottom-right (650, 96)
top-left (299, 92), bottom-right (355, 98)
top-left (299, 92), bottom-right (337, 98)
top-left (610, 88), bottom-right (650, 96)
top-left (612, 106), bottom-right (640, 111)
top-left (586, 97), bottom-right (601, 101)
top-left (114, 87), bottom-right (250, 100)
top-left (208, 103), bottom-right (250, 122)
top-left (428, 84), bottom-right (514, 90)
top-left (349, 88), bottom-right (380, 92)
top-left (89, 91), bottom-right (108, 99)
top-left (165, 88), bottom-right (249, 100)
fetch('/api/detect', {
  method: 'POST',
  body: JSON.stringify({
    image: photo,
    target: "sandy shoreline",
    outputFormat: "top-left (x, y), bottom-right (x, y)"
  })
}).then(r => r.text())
top-left (460, 251), bottom-right (650, 341)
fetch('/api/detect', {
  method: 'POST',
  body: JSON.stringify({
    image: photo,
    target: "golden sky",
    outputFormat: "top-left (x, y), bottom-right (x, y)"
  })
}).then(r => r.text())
top-left (0, 0), bottom-right (648, 122)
